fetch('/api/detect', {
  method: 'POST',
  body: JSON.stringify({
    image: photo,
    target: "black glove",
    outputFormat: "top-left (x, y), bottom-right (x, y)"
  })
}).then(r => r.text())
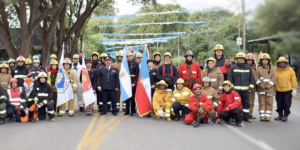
top-left (21, 110), bottom-right (26, 117)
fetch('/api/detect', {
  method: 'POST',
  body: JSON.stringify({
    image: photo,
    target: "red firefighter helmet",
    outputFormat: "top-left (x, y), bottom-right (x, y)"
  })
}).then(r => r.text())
top-left (192, 84), bottom-right (201, 90)
top-left (16, 56), bottom-right (25, 62)
top-left (246, 53), bottom-right (255, 60)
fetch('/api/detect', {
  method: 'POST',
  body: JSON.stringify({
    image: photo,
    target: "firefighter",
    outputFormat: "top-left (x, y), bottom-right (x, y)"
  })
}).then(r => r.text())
top-left (171, 78), bottom-right (193, 121)
top-left (178, 50), bottom-right (201, 89)
top-left (274, 57), bottom-right (298, 122)
top-left (11, 56), bottom-right (30, 87)
top-left (32, 72), bottom-right (55, 121)
top-left (8, 58), bottom-right (16, 70)
top-left (28, 59), bottom-right (46, 84)
top-left (156, 52), bottom-right (178, 91)
top-left (58, 58), bottom-right (78, 117)
top-left (215, 81), bottom-right (243, 127)
top-left (153, 80), bottom-right (172, 121)
top-left (254, 53), bottom-right (277, 121)
top-left (47, 54), bottom-right (57, 71)
top-left (136, 52), bottom-right (142, 65)
top-left (0, 63), bottom-right (12, 90)
top-left (6, 78), bottom-right (28, 123)
top-left (213, 44), bottom-right (226, 68)
top-left (184, 84), bottom-right (212, 127)
top-left (246, 53), bottom-right (257, 119)
top-left (91, 51), bottom-right (100, 69)
top-left (47, 60), bottom-right (59, 114)
top-left (96, 53), bottom-right (108, 112)
top-left (85, 59), bottom-right (97, 115)
top-left (0, 86), bottom-right (16, 125)
top-left (200, 77), bottom-right (219, 122)
top-left (97, 57), bottom-right (119, 116)
top-left (72, 54), bottom-right (84, 112)
top-left (227, 52), bottom-right (254, 123)
top-left (113, 51), bottom-right (124, 112)
top-left (124, 51), bottom-right (139, 116)
top-left (219, 58), bottom-right (232, 80)
top-left (201, 57), bottom-right (224, 94)
top-left (153, 52), bottom-right (162, 69)
top-left (147, 59), bottom-right (157, 117)
top-left (25, 58), bottom-right (32, 68)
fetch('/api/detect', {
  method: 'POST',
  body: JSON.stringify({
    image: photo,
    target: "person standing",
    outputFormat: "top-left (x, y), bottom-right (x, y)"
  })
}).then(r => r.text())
top-left (246, 53), bottom-right (257, 119)
top-left (96, 53), bottom-right (108, 112)
top-left (147, 59), bottom-right (157, 117)
top-left (219, 58), bottom-right (232, 80)
top-left (47, 60), bottom-right (59, 114)
top-left (274, 57), bottom-right (298, 122)
top-left (136, 52), bottom-right (142, 65)
top-left (124, 51), bottom-right (139, 116)
top-left (91, 52), bottom-right (100, 69)
top-left (97, 57), bottom-right (119, 116)
top-left (227, 52), bottom-right (254, 123)
top-left (153, 52), bottom-right (162, 69)
top-left (28, 59), bottom-right (46, 85)
top-left (156, 52), bottom-right (178, 91)
top-left (113, 51), bottom-right (124, 111)
top-left (255, 53), bottom-right (277, 121)
top-left (25, 58), bottom-right (32, 69)
top-left (0, 63), bottom-right (12, 90)
top-left (47, 54), bottom-right (58, 71)
top-left (178, 50), bottom-right (201, 90)
top-left (213, 44), bottom-right (226, 68)
top-left (85, 59), bottom-right (97, 115)
top-left (8, 58), bottom-right (16, 75)
top-left (201, 57), bottom-right (224, 94)
top-left (11, 56), bottom-right (30, 87)
top-left (58, 58), bottom-right (78, 117)
top-left (72, 54), bottom-right (84, 112)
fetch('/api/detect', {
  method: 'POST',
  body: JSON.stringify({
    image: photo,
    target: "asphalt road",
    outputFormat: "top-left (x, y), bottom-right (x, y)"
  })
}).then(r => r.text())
top-left (1, 92), bottom-right (300, 150)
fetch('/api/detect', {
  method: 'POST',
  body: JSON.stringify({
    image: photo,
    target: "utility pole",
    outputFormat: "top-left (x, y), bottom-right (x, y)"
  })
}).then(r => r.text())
top-left (242, 0), bottom-right (246, 52)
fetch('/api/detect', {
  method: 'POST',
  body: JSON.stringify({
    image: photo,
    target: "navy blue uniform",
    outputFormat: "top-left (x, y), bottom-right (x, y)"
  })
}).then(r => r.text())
top-left (126, 60), bottom-right (139, 115)
top-left (88, 68), bottom-right (97, 91)
top-left (149, 68), bottom-right (157, 97)
top-left (96, 62), bottom-right (106, 111)
top-left (156, 63), bottom-right (178, 91)
top-left (97, 65), bottom-right (120, 114)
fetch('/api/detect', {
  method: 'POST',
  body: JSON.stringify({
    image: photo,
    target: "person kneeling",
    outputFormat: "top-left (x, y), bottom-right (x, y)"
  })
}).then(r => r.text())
top-left (153, 80), bottom-right (172, 121)
top-left (184, 84), bottom-right (212, 127)
top-left (216, 81), bottom-right (243, 127)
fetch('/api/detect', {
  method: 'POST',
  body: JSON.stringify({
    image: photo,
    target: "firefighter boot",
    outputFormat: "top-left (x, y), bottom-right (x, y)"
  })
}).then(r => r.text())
top-left (260, 117), bottom-right (265, 121)
top-left (9, 117), bottom-right (14, 123)
top-left (0, 118), bottom-right (5, 125)
top-left (282, 116), bottom-right (288, 122)
top-left (250, 115), bottom-right (256, 119)
top-left (193, 116), bottom-right (201, 128)
top-left (274, 116), bottom-right (282, 121)
top-left (174, 114), bottom-right (180, 121)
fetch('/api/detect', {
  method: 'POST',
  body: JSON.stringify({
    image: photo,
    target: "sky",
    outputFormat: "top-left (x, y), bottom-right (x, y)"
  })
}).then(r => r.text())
top-left (113, 0), bottom-right (265, 18)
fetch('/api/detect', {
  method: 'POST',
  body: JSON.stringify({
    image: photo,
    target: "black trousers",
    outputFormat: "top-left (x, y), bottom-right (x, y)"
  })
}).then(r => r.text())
top-left (172, 102), bottom-right (191, 116)
top-left (276, 90), bottom-right (292, 116)
top-left (237, 90), bottom-right (250, 120)
top-left (219, 107), bottom-right (242, 124)
top-left (37, 101), bottom-right (55, 120)
top-left (126, 86), bottom-right (136, 114)
top-left (97, 90), bottom-right (102, 110)
top-left (102, 89), bottom-right (117, 114)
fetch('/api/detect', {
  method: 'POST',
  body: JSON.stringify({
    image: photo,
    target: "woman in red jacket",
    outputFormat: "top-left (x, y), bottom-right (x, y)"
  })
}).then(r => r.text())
top-left (184, 84), bottom-right (212, 128)
top-left (216, 81), bottom-right (243, 127)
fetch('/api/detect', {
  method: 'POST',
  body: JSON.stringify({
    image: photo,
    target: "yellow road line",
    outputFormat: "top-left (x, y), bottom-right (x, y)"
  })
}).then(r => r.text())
top-left (89, 115), bottom-right (128, 150)
top-left (77, 112), bottom-right (99, 150)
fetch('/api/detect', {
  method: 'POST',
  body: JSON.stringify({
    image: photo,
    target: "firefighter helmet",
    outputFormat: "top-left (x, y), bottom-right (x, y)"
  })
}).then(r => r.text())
top-left (100, 53), bottom-right (108, 58)
top-left (16, 56), bottom-right (26, 62)
top-left (0, 63), bottom-right (8, 69)
top-left (156, 80), bottom-right (168, 90)
top-left (164, 52), bottom-right (172, 58)
top-left (192, 84), bottom-right (201, 90)
top-left (92, 52), bottom-right (100, 59)
top-left (37, 72), bottom-right (47, 78)
top-left (185, 50), bottom-right (194, 57)
top-left (136, 52), bottom-right (142, 58)
top-left (32, 55), bottom-right (39, 60)
top-left (206, 57), bottom-right (216, 66)
top-left (260, 53), bottom-right (271, 60)
top-left (153, 52), bottom-right (161, 59)
top-left (63, 58), bottom-right (72, 64)
top-left (116, 51), bottom-right (123, 57)
top-left (127, 51), bottom-right (133, 56)
top-left (8, 58), bottom-right (16, 63)
top-left (73, 54), bottom-right (79, 59)
top-left (202, 76), bottom-right (211, 83)
top-left (214, 44), bottom-right (224, 51)
top-left (33, 59), bottom-right (40, 63)
top-left (10, 78), bottom-right (18, 83)
top-left (276, 57), bottom-right (289, 63)
top-left (25, 58), bottom-right (32, 65)
top-left (50, 54), bottom-right (57, 59)
top-left (175, 78), bottom-right (185, 84)
top-left (235, 52), bottom-right (246, 60)
top-left (223, 80), bottom-right (232, 86)
top-left (246, 53), bottom-right (255, 60)
top-left (50, 60), bottom-right (58, 65)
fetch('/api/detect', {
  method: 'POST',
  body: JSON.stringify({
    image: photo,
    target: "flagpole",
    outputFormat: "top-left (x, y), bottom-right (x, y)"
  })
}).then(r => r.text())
top-left (178, 34), bottom-right (179, 68)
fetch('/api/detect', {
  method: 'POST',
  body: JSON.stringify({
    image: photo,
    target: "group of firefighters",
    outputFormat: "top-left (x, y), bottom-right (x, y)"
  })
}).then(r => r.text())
top-left (0, 44), bottom-right (298, 127)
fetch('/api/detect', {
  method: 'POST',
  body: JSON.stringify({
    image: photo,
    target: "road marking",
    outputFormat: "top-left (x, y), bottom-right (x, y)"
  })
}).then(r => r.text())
top-left (89, 115), bottom-right (128, 150)
top-left (224, 124), bottom-right (274, 150)
top-left (77, 112), bottom-right (100, 150)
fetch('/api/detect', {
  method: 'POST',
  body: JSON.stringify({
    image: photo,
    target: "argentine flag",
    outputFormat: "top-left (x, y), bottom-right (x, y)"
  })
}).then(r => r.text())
top-left (119, 45), bottom-right (132, 102)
